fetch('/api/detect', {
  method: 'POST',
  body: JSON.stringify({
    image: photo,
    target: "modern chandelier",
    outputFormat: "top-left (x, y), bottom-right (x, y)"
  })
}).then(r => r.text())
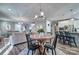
top-left (33, 4), bottom-right (46, 20)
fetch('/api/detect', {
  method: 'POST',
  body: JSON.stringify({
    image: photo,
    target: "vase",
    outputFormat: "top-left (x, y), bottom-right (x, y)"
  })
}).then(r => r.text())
top-left (39, 32), bottom-right (44, 36)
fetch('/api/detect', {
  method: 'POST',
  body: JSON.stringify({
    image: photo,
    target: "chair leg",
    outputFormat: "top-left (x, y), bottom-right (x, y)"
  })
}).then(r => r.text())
top-left (58, 37), bottom-right (62, 43)
top-left (34, 50), bottom-right (36, 54)
top-left (68, 39), bottom-right (72, 47)
top-left (50, 39), bottom-right (52, 44)
top-left (63, 39), bottom-right (65, 44)
top-left (52, 49), bottom-right (54, 55)
top-left (54, 49), bottom-right (56, 55)
top-left (73, 38), bottom-right (77, 47)
top-left (32, 50), bottom-right (33, 55)
top-left (27, 50), bottom-right (30, 55)
top-left (47, 48), bottom-right (49, 51)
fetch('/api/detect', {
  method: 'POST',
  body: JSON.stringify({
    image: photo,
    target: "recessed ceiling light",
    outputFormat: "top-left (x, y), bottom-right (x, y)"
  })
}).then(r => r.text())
top-left (71, 18), bottom-right (74, 21)
top-left (8, 8), bottom-right (12, 11)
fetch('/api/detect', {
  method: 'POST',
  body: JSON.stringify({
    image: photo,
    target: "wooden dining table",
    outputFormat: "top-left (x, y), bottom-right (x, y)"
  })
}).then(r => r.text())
top-left (30, 34), bottom-right (53, 54)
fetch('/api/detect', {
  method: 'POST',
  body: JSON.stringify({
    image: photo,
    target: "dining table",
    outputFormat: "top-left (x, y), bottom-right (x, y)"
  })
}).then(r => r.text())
top-left (30, 34), bottom-right (53, 54)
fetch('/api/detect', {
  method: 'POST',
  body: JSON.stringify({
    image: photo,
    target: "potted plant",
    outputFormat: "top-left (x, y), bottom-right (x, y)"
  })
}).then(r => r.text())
top-left (37, 28), bottom-right (45, 35)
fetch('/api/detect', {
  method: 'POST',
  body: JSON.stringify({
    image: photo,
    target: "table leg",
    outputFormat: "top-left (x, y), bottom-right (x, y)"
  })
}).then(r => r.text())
top-left (38, 40), bottom-right (44, 55)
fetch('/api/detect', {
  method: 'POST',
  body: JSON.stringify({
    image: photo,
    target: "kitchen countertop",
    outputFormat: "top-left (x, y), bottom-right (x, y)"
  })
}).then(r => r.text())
top-left (70, 32), bottom-right (79, 35)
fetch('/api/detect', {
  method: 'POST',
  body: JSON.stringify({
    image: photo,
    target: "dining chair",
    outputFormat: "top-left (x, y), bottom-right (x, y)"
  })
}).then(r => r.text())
top-left (46, 32), bottom-right (52, 44)
top-left (43, 34), bottom-right (58, 55)
top-left (64, 32), bottom-right (77, 47)
top-left (25, 34), bottom-right (40, 55)
top-left (58, 31), bottom-right (65, 44)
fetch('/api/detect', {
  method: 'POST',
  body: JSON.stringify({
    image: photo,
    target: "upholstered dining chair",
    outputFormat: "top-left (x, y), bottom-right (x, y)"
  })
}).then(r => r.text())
top-left (43, 34), bottom-right (58, 55)
top-left (58, 31), bottom-right (65, 44)
top-left (64, 31), bottom-right (77, 47)
top-left (25, 34), bottom-right (40, 55)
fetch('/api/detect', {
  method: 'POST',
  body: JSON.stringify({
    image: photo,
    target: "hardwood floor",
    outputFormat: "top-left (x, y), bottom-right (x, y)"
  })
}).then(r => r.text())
top-left (8, 41), bottom-right (79, 55)
top-left (57, 43), bottom-right (79, 55)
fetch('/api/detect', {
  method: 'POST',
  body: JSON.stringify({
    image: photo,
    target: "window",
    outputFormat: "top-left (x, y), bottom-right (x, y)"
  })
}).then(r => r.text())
top-left (0, 21), bottom-right (11, 54)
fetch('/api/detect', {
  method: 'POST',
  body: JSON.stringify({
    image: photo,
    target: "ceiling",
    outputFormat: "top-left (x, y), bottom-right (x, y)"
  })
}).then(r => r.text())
top-left (0, 3), bottom-right (79, 23)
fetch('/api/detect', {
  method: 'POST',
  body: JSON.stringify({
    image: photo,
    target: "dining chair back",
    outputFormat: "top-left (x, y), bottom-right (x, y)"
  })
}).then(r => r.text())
top-left (25, 34), bottom-right (40, 55)
top-left (64, 32), bottom-right (77, 47)
top-left (43, 34), bottom-right (58, 55)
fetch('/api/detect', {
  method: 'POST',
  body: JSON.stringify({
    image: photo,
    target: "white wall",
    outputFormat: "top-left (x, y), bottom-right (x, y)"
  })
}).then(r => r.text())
top-left (46, 20), bottom-right (51, 32)
top-left (74, 20), bottom-right (79, 32)
top-left (58, 20), bottom-right (73, 27)
top-left (58, 19), bottom-right (79, 32)
top-left (74, 20), bottom-right (79, 28)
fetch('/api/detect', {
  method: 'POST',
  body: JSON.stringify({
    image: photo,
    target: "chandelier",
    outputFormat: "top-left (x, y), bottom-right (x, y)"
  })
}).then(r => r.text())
top-left (33, 4), bottom-right (46, 20)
